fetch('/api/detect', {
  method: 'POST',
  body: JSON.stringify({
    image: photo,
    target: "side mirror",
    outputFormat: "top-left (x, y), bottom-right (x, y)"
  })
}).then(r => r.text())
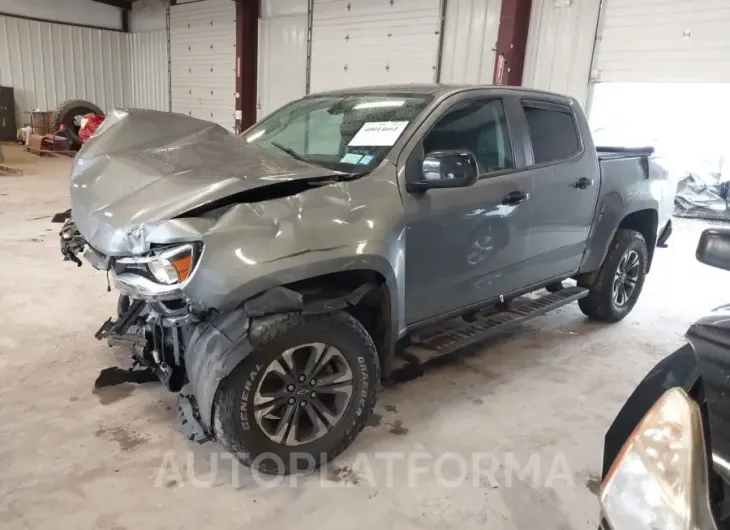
top-left (697, 228), bottom-right (730, 271)
top-left (408, 150), bottom-right (479, 192)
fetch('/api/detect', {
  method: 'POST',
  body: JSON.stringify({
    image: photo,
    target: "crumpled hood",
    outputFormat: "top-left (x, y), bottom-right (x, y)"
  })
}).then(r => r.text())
top-left (70, 109), bottom-right (342, 255)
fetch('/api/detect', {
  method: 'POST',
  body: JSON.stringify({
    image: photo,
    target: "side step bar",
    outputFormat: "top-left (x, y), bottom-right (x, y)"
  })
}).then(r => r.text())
top-left (403, 287), bottom-right (589, 363)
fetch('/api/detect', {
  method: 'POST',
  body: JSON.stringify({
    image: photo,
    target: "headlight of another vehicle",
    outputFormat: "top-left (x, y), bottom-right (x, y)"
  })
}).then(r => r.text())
top-left (116, 243), bottom-right (198, 285)
top-left (600, 387), bottom-right (716, 530)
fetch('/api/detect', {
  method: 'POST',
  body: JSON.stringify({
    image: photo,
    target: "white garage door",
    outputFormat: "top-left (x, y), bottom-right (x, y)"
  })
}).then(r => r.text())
top-left (594, 0), bottom-right (730, 83)
top-left (309, 0), bottom-right (442, 94)
top-left (170, 0), bottom-right (236, 131)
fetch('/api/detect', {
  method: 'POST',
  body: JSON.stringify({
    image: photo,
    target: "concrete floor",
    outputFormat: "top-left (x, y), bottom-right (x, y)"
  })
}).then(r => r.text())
top-left (0, 143), bottom-right (724, 529)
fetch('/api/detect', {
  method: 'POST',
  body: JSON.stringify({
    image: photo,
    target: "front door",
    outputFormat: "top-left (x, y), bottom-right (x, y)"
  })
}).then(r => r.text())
top-left (401, 96), bottom-right (535, 325)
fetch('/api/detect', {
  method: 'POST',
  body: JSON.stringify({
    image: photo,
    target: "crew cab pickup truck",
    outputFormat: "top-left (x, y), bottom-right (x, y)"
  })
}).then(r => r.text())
top-left (59, 84), bottom-right (674, 474)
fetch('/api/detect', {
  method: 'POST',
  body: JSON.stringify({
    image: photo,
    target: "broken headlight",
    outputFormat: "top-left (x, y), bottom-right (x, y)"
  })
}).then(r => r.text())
top-left (116, 243), bottom-right (200, 285)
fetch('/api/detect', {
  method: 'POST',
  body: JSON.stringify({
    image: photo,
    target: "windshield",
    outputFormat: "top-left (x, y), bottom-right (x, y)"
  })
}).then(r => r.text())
top-left (244, 93), bottom-right (432, 171)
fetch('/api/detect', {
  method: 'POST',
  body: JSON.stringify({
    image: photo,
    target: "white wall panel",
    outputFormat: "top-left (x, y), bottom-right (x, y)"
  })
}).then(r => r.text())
top-left (257, 14), bottom-right (308, 119)
top-left (439, 0), bottom-right (501, 85)
top-left (170, 0), bottom-right (235, 131)
top-left (522, 0), bottom-right (600, 106)
top-left (261, 0), bottom-right (308, 18)
top-left (130, 0), bottom-right (168, 33)
top-left (129, 31), bottom-right (169, 111)
top-left (595, 0), bottom-right (730, 83)
top-left (310, 0), bottom-right (442, 93)
top-left (0, 0), bottom-right (121, 30)
top-left (0, 15), bottom-right (131, 125)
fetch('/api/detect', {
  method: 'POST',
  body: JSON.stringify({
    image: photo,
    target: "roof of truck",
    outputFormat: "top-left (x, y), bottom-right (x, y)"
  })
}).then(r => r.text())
top-left (311, 83), bottom-right (572, 100)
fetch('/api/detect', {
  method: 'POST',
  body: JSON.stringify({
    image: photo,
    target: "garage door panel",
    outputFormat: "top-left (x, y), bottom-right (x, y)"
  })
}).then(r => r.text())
top-left (599, 0), bottom-right (730, 19)
top-left (170, 0), bottom-right (236, 131)
top-left (595, 0), bottom-right (730, 84)
top-left (310, 0), bottom-right (441, 93)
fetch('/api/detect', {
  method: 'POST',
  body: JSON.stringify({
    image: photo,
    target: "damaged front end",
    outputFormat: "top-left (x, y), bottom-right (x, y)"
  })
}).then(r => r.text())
top-left (59, 217), bottom-right (212, 442)
top-left (58, 107), bottom-right (403, 452)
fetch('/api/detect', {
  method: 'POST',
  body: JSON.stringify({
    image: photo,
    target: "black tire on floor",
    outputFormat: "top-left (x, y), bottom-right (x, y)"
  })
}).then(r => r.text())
top-left (212, 311), bottom-right (380, 475)
top-left (50, 99), bottom-right (104, 147)
top-left (579, 228), bottom-right (648, 322)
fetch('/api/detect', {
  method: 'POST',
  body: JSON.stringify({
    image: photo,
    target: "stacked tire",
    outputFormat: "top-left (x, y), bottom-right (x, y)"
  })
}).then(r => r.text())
top-left (50, 99), bottom-right (104, 148)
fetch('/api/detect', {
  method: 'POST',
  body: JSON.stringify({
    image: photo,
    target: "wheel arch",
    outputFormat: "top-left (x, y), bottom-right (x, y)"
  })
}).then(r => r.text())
top-left (617, 208), bottom-right (658, 271)
top-left (580, 196), bottom-right (659, 275)
top-left (184, 269), bottom-right (395, 433)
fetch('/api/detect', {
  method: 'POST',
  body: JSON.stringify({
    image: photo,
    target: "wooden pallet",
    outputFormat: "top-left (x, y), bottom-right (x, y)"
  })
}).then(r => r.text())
top-left (0, 145), bottom-right (23, 175)
top-left (25, 146), bottom-right (75, 158)
top-left (0, 163), bottom-right (23, 176)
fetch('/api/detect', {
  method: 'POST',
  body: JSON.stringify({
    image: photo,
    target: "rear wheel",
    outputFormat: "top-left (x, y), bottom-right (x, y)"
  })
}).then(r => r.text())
top-left (579, 229), bottom-right (648, 322)
top-left (212, 311), bottom-right (379, 475)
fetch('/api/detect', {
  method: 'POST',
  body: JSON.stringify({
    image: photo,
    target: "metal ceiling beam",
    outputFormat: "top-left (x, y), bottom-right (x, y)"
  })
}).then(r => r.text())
top-left (89, 0), bottom-right (133, 9)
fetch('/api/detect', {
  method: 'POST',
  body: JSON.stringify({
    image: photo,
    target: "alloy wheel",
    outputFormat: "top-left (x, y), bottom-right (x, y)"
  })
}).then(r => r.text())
top-left (252, 342), bottom-right (354, 446)
top-left (612, 250), bottom-right (640, 306)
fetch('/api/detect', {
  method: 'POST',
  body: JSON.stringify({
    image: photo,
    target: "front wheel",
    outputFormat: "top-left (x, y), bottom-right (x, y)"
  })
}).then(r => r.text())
top-left (212, 311), bottom-right (380, 475)
top-left (579, 229), bottom-right (648, 322)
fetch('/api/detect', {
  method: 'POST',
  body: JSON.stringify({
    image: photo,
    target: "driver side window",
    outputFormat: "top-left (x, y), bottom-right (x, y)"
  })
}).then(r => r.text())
top-left (423, 98), bottom-right (514, 174)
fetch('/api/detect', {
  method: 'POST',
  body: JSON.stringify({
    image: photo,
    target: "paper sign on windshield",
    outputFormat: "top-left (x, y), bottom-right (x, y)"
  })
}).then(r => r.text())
top-left (348, 121), bottom-right (409, 147)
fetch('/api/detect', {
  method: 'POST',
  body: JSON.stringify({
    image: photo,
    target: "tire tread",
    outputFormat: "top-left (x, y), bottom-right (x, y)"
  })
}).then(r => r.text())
top-left (579, 229), bottom-right (648, 322)
top-left (212, 311), bottom-right (379, 474)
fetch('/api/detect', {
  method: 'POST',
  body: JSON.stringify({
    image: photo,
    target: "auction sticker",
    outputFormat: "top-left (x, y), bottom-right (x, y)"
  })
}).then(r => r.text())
top-left (348, 121), bottom-right (409, 147)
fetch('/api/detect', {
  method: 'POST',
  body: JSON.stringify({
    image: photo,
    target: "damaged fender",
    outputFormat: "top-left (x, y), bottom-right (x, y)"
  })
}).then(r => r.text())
top-left (185, 308), bottom-right (253, 432)
top-left (185, 284), bottom-right (378, 432)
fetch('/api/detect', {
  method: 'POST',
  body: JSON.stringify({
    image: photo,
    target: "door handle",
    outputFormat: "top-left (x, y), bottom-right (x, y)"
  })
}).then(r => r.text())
top-left (573, 177), bottom-right (594, 190)
top-left (502, 190), bottom-right (529, 206)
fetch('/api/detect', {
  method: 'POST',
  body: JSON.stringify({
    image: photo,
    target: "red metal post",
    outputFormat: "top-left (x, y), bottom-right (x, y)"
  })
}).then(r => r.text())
top-left (235, 0), bottom-right (259, 133)
top-left (493, 0), bottom-right (532, 86)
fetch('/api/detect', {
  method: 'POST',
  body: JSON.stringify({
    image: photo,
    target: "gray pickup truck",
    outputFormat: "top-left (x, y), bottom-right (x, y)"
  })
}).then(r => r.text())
top-left (60, 84), bottom-right (674, 474)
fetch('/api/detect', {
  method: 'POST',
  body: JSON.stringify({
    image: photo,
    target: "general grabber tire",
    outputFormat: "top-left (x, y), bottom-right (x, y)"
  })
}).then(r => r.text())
top-left (212, 311), bottom-right (380, 475)
top-left (578, 229), bottom-right (649, 323)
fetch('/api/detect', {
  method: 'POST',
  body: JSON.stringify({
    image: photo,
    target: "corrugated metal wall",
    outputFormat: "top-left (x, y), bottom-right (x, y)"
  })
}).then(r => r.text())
top-left (439, 0), bottom-right (501, 85)
top-left (522, 0), bottom-right (601, 106)
top-left (0, 14), bottom-right (132, 125)
top-left (257, 13), bottom-right (308, 119)
top-left (129, 31), bottom-right (169, 112)
top-left (0, 0), bottom-right (122, 30)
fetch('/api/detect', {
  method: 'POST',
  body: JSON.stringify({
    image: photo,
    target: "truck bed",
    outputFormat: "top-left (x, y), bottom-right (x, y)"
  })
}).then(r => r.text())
top-left (597, 145), bottom-right (674, 240)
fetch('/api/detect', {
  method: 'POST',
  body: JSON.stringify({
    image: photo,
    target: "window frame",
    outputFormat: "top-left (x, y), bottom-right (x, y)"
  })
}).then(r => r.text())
top-left (406, 96), bottom-right (518, 183)
top-left (520, 99), bottom-right (585, 169)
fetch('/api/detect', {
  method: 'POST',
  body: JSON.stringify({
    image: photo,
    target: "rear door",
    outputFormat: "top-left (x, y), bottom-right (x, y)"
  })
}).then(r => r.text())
top-left (517, 99), bottom-right (600, 283)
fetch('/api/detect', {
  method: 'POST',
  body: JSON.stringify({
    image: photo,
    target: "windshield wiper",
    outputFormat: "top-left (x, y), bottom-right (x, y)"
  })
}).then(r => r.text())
top-left (271, 141), bottom-right (309, 163)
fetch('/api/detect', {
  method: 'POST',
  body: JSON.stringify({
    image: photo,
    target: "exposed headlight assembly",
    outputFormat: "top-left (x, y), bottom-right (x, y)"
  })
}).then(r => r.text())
top-left (117, 243), bottom-right (199, 285)
top-left (600, 388), bottom-right (717, 530)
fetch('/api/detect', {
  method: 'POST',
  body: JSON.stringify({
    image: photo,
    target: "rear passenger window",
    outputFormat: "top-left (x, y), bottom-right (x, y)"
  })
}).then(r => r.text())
top-left (522, 103), bottom-right (580, 165)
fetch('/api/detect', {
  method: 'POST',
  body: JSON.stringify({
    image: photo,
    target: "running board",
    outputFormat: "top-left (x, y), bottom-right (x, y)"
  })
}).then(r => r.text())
top-left (402, 287), bottom-right (589, 363)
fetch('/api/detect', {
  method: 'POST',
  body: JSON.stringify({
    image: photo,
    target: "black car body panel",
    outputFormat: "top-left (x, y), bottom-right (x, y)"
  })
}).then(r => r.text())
top-left (603, 304), bottom-right (730, 482)
top-left (602, 342), bottom-right (703, 479)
